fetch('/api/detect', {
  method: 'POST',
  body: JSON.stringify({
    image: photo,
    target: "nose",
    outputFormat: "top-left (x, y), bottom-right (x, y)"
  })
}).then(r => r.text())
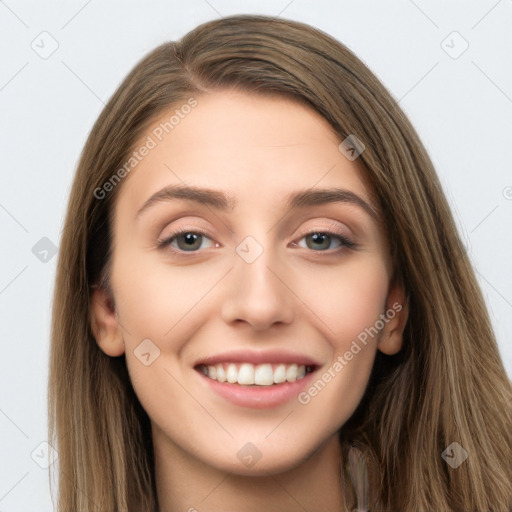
top-left (220, 245), bottom-right (295, 332)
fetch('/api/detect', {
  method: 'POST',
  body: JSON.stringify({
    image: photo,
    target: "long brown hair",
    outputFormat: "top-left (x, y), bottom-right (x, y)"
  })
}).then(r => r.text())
top-left (49, 14), bottom-right (512, 511)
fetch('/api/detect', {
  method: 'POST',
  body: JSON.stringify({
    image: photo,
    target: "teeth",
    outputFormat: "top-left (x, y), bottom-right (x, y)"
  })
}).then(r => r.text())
top-left (238, 363), bottom-right (254, 385)
top-left (286, 363), bottom-right (297, 382)
top-left (199, 362), bottom-right (311, 386)
top-left (216, 364), bottom-right (226, 383)
top-left (254, 363), bottom-right (273, 386)
top-left (273, 364), bottom-right (286, 384)
top-left (226, 363), bottom-right (238, 384)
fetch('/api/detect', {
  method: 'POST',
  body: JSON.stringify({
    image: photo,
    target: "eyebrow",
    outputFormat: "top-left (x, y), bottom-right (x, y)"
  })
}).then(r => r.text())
top-left (136, 184), bottom-right (379, 220)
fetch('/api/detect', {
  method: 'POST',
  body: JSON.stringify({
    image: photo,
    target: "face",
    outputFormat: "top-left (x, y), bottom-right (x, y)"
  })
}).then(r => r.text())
top-left (91, 90), bottom-right (407, 476)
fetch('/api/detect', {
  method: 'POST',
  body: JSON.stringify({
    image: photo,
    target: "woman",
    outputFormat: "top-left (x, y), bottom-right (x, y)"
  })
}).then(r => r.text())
top-left (48, 14), bottom-right (512, 511)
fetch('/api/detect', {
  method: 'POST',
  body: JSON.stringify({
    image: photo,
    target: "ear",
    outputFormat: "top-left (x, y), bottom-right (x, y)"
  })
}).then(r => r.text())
top-left (90, 286), bottom-right (125, 357)
top-left (377, 280), bottom-right (409, 356)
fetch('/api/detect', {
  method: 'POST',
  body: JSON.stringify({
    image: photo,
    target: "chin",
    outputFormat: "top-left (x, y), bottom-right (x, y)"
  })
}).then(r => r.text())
top-left (200, 437), bottom-right (321, 477)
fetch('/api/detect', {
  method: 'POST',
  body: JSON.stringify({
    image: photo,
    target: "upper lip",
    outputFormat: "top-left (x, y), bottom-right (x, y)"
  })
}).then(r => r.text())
top-left (194, 349), bottom-right (321, 368)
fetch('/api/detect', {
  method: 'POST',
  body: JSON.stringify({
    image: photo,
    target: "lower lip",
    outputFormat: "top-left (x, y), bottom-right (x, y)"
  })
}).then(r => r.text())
top-left (196, 369), bottom-right (316, 409)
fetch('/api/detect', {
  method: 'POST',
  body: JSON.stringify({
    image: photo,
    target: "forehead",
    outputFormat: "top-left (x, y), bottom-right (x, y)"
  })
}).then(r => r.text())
top-left (114, 90), bottom-right (374, 217)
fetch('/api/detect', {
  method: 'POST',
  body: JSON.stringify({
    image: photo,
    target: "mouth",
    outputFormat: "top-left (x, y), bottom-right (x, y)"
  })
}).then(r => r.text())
top-left (195, 363), bottom-right (318, 409)
top-left (195, 362), bottom-right (317, 386)
top-left (193, 350), bottom-right (321, 409)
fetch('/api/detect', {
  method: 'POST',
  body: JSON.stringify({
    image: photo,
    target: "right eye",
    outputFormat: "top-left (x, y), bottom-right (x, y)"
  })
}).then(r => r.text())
top-left (157, 228), bottom-right (217, 254)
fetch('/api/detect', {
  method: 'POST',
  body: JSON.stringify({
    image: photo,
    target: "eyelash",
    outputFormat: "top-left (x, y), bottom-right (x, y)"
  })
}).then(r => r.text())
top-left (156, 225), bottom-right (356, 257)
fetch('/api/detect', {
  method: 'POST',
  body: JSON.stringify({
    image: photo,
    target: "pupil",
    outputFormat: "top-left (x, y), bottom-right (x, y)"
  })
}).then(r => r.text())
top-left (310, 233), bottom-right (329, 250)
top-left (180, 233), bottom-right (200, 250)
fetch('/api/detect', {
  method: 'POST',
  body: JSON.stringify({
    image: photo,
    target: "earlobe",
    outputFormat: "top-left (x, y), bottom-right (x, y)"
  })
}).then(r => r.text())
top-left (90, 286), bottom-right (125, 357)
top-left (377, 282), bottom-right (409, 356)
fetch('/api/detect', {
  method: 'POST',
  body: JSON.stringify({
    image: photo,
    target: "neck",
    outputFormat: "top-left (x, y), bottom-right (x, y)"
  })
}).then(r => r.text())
top-left (153, 428), bottom-right (347, 512)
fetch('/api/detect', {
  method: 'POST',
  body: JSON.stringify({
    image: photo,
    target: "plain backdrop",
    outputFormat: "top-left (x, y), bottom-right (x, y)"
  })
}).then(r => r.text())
top-left (1, 1), bottom-right (511, 509)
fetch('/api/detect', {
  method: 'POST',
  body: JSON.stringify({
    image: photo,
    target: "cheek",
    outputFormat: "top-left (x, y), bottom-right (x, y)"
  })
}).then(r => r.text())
top-left (110, 248), bottom-right (227, 344)
top-left (292, 256), bottom-right (390, 345)
top-left (292, 259), bottom-right (388, 420)
top-left (110, 252), bottom-right (229, 409)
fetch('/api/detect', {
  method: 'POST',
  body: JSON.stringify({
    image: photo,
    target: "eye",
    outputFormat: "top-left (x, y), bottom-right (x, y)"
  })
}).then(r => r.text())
top-left (157, 227), bottom-right (216, 253)
top-left (294, 229), bottom-right (355, 252)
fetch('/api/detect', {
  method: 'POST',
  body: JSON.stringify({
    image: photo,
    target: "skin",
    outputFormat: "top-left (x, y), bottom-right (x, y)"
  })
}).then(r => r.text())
top-left (91, 90), bottom-right (408, 512)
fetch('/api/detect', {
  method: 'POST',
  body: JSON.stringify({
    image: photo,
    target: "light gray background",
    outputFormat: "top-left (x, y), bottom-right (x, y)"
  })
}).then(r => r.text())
top-left (1, 1), bottom-right (511, 510)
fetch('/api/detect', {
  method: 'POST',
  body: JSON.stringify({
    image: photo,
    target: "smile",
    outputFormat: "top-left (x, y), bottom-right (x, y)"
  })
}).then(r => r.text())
top-left (196, 362), bottom-right (315, 386)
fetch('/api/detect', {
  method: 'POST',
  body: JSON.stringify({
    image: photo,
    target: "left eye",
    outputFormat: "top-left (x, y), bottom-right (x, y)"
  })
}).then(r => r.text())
top-left (296, 231), bottom-right (354, 251)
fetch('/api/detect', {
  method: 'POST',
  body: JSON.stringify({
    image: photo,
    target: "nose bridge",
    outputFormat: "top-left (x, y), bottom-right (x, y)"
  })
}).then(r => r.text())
top-left (220, 233), bottom-right (295, 329)
top-left (237, 237), bottom-right (280, 294)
